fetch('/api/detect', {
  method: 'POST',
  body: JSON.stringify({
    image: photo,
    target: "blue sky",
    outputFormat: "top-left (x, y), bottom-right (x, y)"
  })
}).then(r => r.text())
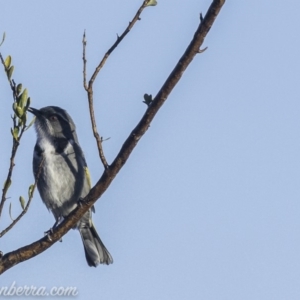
top-left (1, 0), bottom-right (300, 299)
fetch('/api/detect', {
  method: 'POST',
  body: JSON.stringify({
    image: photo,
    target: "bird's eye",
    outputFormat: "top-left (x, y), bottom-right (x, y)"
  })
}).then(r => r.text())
top-left (49, 115), bottom-right (58, 121)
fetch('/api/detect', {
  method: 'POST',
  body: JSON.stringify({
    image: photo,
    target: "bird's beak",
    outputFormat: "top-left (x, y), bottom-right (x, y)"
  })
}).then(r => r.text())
top-left (27, 107), bottom-right (40, 116)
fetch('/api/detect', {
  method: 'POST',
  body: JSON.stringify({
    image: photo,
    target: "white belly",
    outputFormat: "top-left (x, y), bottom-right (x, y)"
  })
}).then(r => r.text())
top-left (37, 139), bottom-right (78, 219)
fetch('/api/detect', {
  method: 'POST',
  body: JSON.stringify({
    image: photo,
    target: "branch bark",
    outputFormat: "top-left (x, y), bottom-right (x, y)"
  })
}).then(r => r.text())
top-left (0, 0), bottom-right (225, 274)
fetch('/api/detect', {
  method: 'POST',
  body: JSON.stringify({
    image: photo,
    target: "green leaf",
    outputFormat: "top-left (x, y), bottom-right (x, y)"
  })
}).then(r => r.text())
top-left (21, 112), bottom-right (27, 125)
top-left (7, 65), bottom-right (14, 80)
top-left (146, 0), bottom-right (157, 6)
top-left (19, 196), bottom-right (26, 210)
top-left (15, 106), bottom-right (24, 118)
top-left (18, 118), bottom-right (23, 127)
top-left (25, 97), bottom-right (31, 111)
top-left (0, 32), bottom-right (5, 47)
top-left (3, 178), bottom-right (12, 190)
top-left (16, 84), bottom-right (23, 96)
top-left (19, 88), bottom-right (28, 108)
top-left (4, 55), bottom-right (11, 69)
top-left (9, 203), bottom-right (14, 221)
top-left (28, 184), bottom-right (34, 198)
top-left (12, 102), bottom-right (18, 112)
top-left (11, 127), bottom-right (19, 141)
top-left (25, 116), bottom-right (36, 131)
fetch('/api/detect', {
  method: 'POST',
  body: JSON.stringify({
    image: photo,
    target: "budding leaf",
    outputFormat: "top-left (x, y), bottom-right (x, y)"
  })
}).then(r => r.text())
top-left (9, 203), bottom-right (14, 221)
top-left (11, 127), bottom-right (19, 141)
top-left (15, 106), bottom-right (24, 118)
top-left (25, 97), bottom-right (31, 111)
top-left (25, 116), bottom-right (36, 131)
top-left (19, 196), bottom-right (26, 210)
top-left (4, 55), bottom-right (11, 69)
top-left (3, 178), bottom-right (12, 191)
top-left (143, 93), bottom-right (153, 106)
top-left (14, 126), bottom-right (19, 136)
top-left (21, 111), bottom-right (27, 125)
top-left (7, 65), bottom-right (14, 80)
top-left (18, 117), bottom-right (23, 127)
top-left (146, 0), bottom-right (157, 6)
top-left (19, 88), bottom-right (28, 108)
top-left (28, 184), bottom-right (34, 198)
top-left (12, 102), bottom-right (18, 112)
top-left (16, 84), bottom-right (23, 96)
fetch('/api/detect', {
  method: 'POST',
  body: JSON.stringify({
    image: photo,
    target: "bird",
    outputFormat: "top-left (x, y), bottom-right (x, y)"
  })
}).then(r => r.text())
top-left (28, 106), bottom-right (113, 267)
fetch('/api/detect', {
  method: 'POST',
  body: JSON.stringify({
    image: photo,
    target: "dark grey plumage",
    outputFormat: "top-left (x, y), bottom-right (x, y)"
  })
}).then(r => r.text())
top-left (29, 106), bottom-right (113, 267)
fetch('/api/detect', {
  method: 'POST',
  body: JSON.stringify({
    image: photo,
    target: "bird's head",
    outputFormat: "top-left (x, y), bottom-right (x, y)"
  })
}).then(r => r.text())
top-left (28, 106), bottom-right (78, 143)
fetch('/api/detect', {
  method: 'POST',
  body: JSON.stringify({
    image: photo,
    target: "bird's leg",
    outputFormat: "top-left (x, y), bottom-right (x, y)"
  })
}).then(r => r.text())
top-left (44, 216), bottom-right (64, 242)
top-left (78, 197), bottom-right (85, 207)
top-left (78, 197), bottom-right (95, 212)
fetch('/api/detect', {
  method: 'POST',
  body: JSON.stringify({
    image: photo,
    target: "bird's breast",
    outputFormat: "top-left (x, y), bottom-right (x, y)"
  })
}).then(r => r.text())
top-left (35, 138), bottom-right (81, 218)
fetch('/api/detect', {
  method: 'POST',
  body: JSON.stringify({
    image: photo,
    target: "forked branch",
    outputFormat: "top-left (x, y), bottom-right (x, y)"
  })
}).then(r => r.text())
top-left (83, 0), bottom-right (154, 169)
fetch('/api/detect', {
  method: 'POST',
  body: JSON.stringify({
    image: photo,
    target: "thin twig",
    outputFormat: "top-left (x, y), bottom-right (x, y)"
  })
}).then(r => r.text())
top-left (88, 0), bottom-right (151, 87)
top-left (85, 0), bottom-right (152, 169)
top-left (0, 157), bottom-right (45, 238)
top-left (86, 92), bottom-right (109, 169)
top-left (0, 124), bottom-right (28, 217)
top-left (0, 140), bottom-right (17, 218)
top-left (82, 30), bottom-right (88, 91)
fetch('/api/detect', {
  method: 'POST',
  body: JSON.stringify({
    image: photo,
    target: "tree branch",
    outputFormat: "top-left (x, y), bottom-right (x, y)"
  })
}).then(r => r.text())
top-left (82, 30), bottom-right (88, 91)
top-left (0, 157), bottom-right (45, 238)
top-left (89, 0), bottom-right (152, 87)
top-left (0, 0), bottom-right (225, 275)
top-left (85, 0), bottom-right (152, 169)
top-left (0, 53), bottom-right (31, 219)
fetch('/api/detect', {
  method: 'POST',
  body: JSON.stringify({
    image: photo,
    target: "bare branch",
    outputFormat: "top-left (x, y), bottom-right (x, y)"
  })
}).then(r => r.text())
top-left (89, 0), bottom-right (151, 87)
top-left (0, 157), bottom-right (45, 238)
top-left (84, 0), bottom-right (152, 169)
top-left (0, 125), bottom-right (27, 218)
top-left (0, 0), bottom-right (226, 274)
top-left (82, 30), bottom-right (88, 91)
top-left (87, 92), bottom-right (109, 169)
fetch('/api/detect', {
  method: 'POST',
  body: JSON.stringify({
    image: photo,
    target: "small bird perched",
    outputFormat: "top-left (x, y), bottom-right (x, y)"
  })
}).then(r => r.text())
top-left (28, 106), bottom-right (113, 267)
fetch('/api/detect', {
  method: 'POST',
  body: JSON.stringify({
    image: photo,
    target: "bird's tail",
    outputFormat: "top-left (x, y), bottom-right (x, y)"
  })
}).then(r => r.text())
top-left (79, 222), bottom-right (113, 267)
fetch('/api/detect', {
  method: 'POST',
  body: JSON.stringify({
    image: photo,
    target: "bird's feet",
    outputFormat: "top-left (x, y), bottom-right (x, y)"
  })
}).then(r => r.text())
top-left (44, 216), bottom-right (64, 242)
top-left (78, 197), bottom-right (86, 207)
top-left (78, 197), bottom-right (95, 213)
top-left (44, 228), bottom-right (54, 242)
